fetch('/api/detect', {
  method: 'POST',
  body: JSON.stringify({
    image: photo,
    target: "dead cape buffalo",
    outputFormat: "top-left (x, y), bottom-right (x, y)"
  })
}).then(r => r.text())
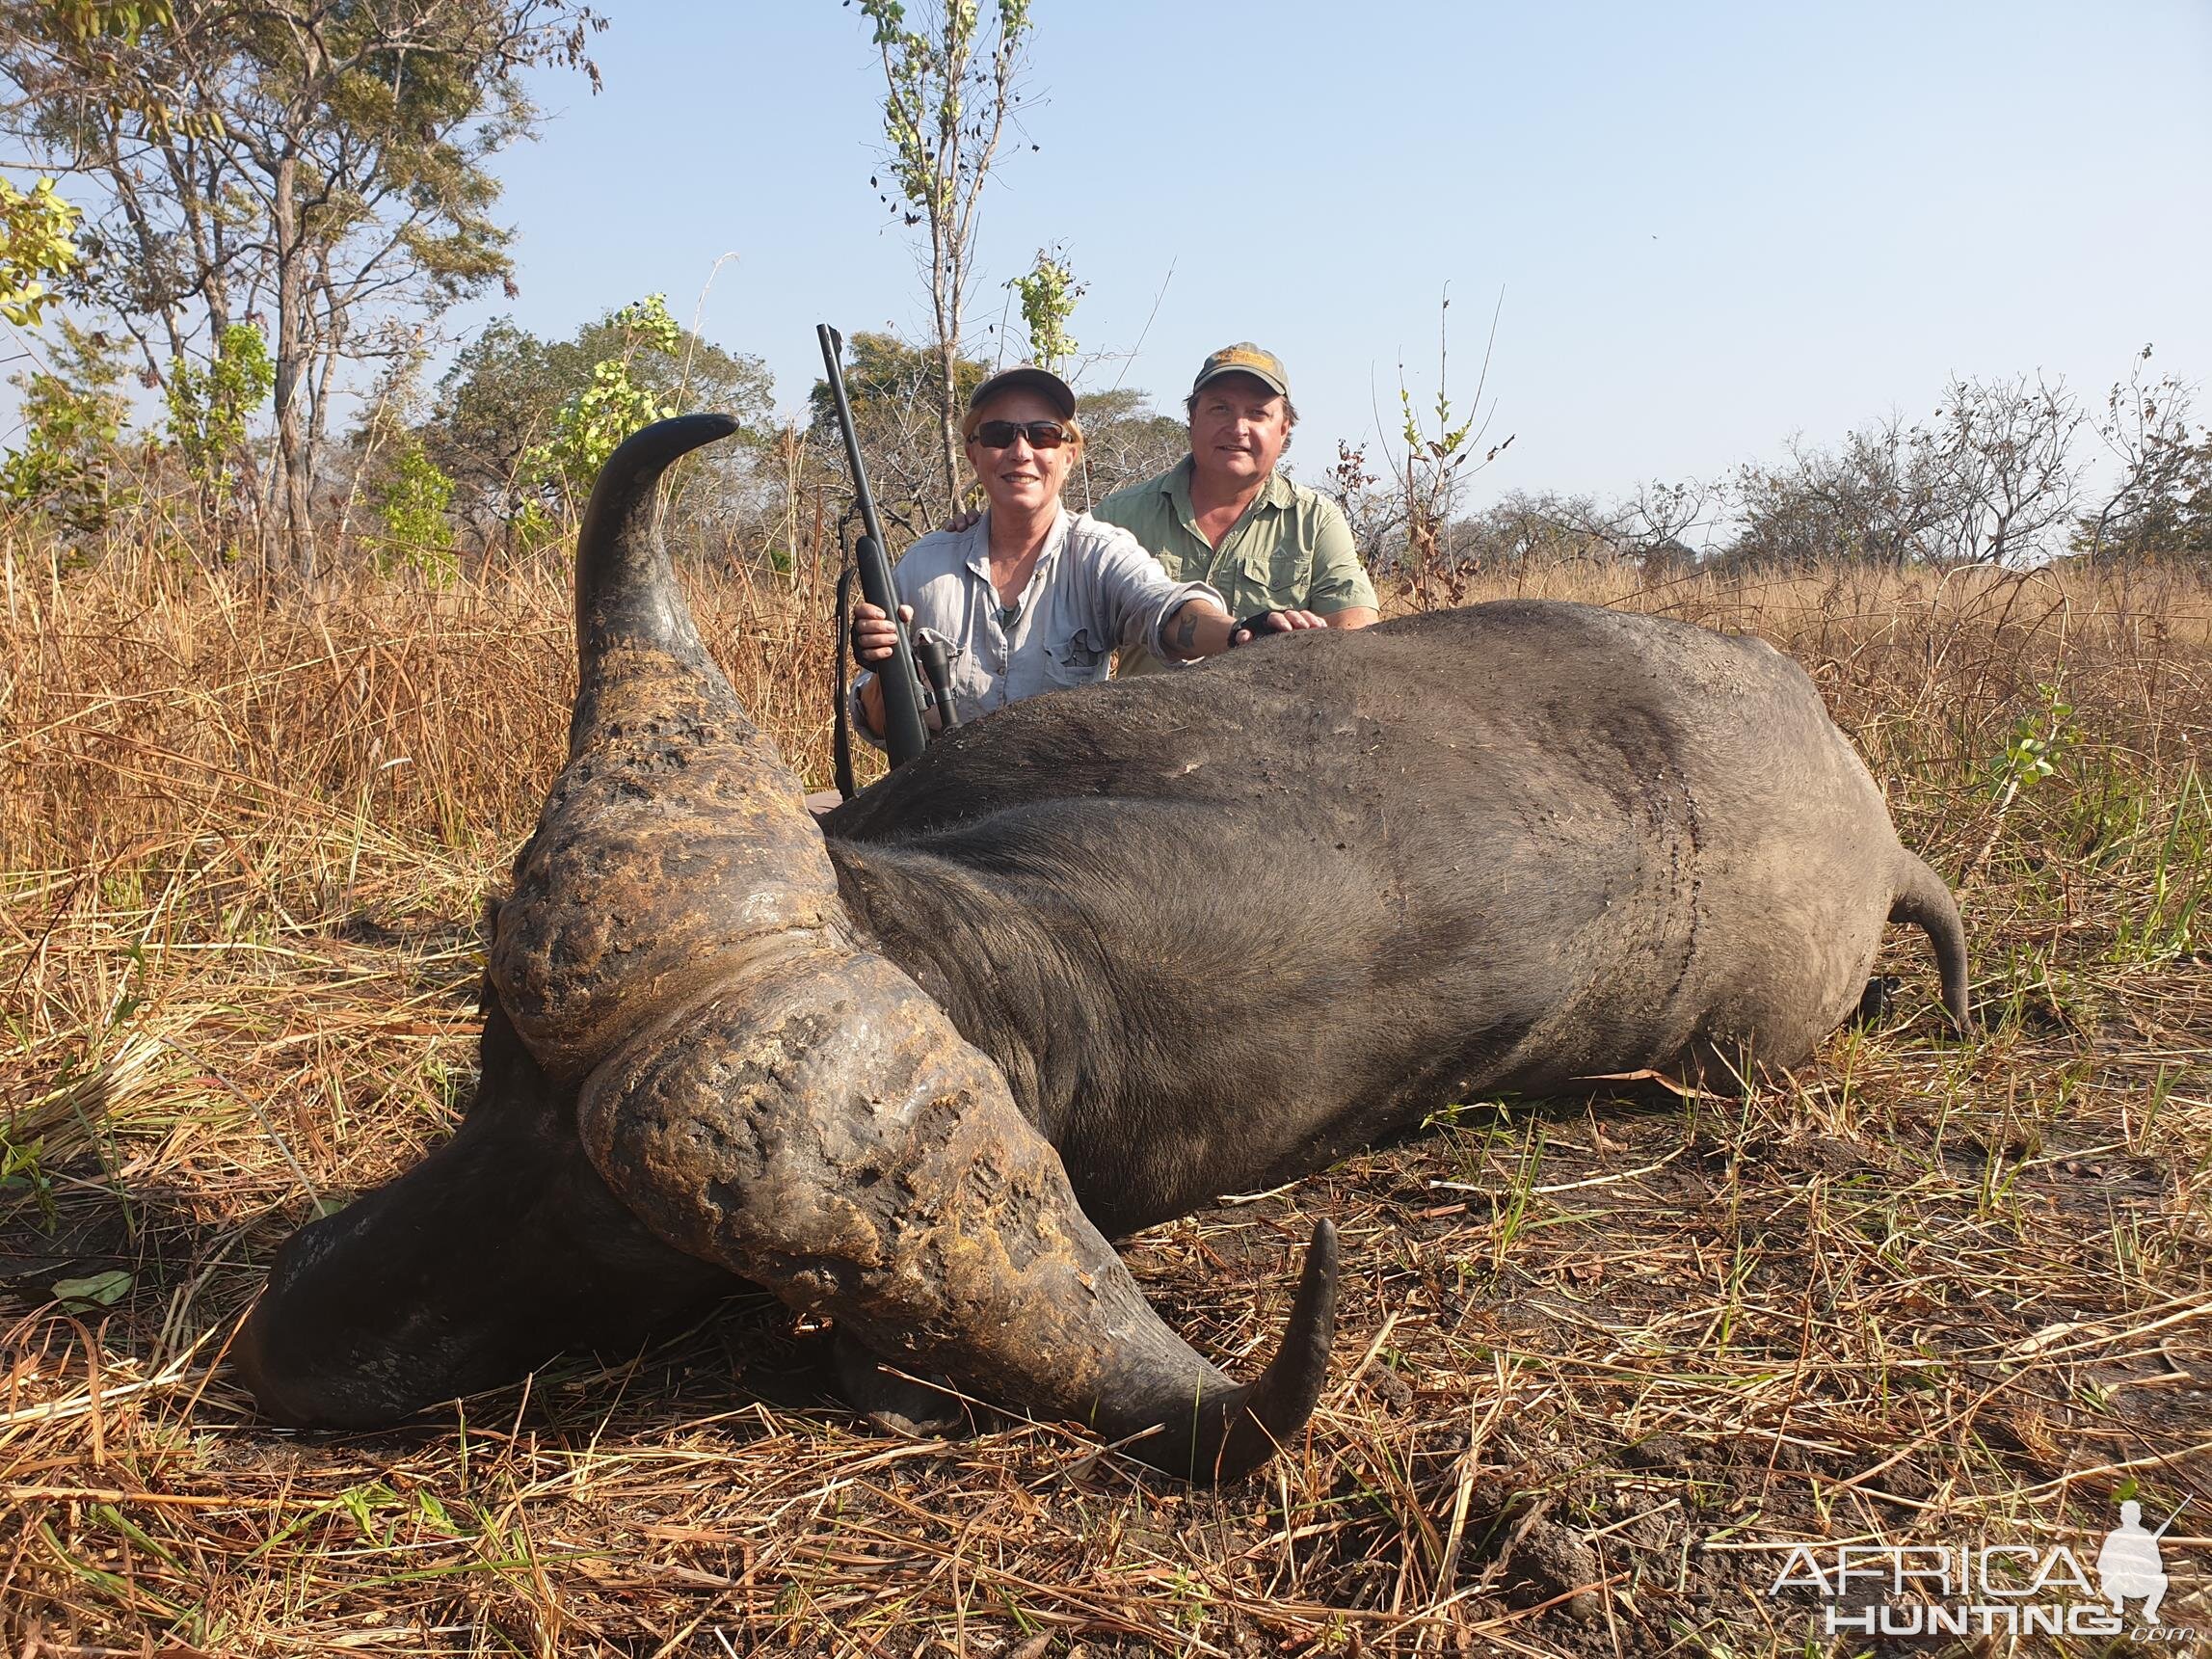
top-left (233, 414), bottom-right (1968, 1481)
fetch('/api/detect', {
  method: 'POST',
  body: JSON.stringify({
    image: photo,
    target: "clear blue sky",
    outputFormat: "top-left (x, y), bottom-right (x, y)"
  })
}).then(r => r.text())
top-left (452, 1), bottom-right (2210, 503)
top-left (58, 3), bottom-right (2212, 505)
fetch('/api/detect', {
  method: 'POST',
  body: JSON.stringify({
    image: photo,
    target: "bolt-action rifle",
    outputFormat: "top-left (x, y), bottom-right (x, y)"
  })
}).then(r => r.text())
top-left (819, 324), bottom-right (931, 785)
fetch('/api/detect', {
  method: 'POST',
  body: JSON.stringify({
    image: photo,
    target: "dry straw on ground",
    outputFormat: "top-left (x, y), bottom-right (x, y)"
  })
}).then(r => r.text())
top-left (3, 542), bottom-right (2208, 1657)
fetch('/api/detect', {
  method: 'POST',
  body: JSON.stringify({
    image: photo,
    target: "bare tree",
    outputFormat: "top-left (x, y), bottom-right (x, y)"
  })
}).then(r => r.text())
top-left (1621, 476), bottom-right (1721, 564)
top-left (1729, 417), bottom-right (1957, 570)
top-left (806, 328), bottom-right (988, 541)
top-left (1451, 490), bottom-right (1629, 573)
top-left (1070, 385), bottom-right (1182, 506)
top-left (853, 0), bottom-right (1032, 518)
top-left (2078, 346), bottom-right (2205, 563)
top-left (1722, 380), bottom-right (2085, 572)
top-left (1931, 371), bottom-right (2083, 566)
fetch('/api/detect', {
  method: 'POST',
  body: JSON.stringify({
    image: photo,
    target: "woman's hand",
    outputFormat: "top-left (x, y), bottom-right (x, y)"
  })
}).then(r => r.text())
top-left (852, 601), bottom-right (916, 667)
top-left (852, 601), bottom-right (917, 740)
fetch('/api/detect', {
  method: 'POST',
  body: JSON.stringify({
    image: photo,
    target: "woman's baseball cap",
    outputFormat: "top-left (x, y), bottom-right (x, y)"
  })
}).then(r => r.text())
top-left (966, 364), bottom-right (1077, 418)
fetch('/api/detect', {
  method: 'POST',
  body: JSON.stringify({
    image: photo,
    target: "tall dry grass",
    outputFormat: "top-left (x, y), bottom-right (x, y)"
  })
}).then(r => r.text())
top-left (3, 538), bottom-right (2209, 1656)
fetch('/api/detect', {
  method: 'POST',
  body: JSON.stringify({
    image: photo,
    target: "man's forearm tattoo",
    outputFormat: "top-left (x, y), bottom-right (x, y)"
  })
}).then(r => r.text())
top-left (1172, 609), bottom-right (1199, 653)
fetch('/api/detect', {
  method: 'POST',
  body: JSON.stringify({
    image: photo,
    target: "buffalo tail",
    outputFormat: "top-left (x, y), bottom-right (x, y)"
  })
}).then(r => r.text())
top-left (1889, 854), bottom-right (1970, 1030)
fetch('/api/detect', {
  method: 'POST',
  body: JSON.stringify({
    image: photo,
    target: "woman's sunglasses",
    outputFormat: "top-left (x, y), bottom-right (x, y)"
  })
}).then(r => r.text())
top-left (969, 419), bottom-right (1071, 451)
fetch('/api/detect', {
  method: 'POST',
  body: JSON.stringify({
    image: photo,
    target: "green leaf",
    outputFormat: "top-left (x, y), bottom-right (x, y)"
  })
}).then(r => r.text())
top-left (413, 1488), bottom-right (462, 1537)
top-left (0, 175), bottom-right (83, 328)
top-left (52, 1270), bottom-right (132, 1307)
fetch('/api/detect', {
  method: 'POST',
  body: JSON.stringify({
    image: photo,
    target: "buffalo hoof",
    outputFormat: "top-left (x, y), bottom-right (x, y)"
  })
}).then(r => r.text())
top-left (1854, 974), bottom-right (1902, 1026)
top-left (832, 1328), bottom-right (973, 1439)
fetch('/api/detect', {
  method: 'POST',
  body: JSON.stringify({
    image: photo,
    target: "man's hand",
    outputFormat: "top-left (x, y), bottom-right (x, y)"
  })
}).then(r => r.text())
top-left (852, 601), bottom-right (916, 667)
top-left (1232, 608), bottom-right (1327, 645)
top-left (1162, 601), bottom-right (1328, 660)
top-left (944, 509), bottom-right (981, 534)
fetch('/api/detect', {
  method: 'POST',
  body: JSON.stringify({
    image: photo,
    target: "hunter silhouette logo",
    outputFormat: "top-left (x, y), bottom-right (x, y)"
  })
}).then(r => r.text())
top-left (2098, 1499), bottom-right (2181, 1625)
top-left (1766, 1496), bottom-right (2195, 1641)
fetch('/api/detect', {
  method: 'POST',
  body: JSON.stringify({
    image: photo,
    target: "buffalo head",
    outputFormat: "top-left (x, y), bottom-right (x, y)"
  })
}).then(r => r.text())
top-left (234, 415), bottom-right (1338, 1482)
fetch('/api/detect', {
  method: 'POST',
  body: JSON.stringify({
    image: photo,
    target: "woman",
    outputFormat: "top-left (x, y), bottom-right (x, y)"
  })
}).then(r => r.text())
top-left (850, 365), bottom-right (1323, 742)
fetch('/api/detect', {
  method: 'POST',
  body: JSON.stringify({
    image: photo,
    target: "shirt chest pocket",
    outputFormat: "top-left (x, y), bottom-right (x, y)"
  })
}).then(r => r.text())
top-left (1228, 534), bottom-right (1313, 611)
top-left (1042, 627), bottom-right (1109, 688)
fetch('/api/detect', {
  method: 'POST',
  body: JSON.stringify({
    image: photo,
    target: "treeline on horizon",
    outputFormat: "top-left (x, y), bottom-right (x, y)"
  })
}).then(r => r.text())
top-left (16, 293), bottom-right (2208, 591)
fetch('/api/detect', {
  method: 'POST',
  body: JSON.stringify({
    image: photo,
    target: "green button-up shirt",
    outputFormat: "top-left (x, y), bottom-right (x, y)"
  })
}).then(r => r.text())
top-left (1093, 457), bottom-right (1379, 674)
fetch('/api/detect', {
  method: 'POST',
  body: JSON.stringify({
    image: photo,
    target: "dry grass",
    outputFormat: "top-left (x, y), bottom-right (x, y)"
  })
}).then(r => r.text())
top-left (3, 540), bottom-right (2209, 1657)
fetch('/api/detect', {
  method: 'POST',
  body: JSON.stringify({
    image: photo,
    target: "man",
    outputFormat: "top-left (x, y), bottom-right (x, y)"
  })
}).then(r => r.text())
top-left (1095, 342), bottom-right (1379, 674)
